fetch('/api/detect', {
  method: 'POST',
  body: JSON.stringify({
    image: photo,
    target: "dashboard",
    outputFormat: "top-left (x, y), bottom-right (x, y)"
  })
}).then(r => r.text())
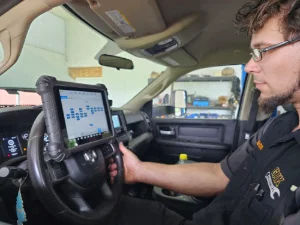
top-left (0, 105), bottom-right (153, 165)
top-left (0, 77), bottom-right (153, 165)
top-left (0, 78), bottom-right (155, 225)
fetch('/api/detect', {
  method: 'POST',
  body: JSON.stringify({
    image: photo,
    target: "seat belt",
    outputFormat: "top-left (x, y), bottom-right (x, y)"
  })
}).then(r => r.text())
top-left (244, 88), bottom-right (260, 140)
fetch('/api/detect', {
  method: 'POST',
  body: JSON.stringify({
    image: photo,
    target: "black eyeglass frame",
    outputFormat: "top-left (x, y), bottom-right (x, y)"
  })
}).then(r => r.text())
top-left (250, 38), bottom-right (300, 62)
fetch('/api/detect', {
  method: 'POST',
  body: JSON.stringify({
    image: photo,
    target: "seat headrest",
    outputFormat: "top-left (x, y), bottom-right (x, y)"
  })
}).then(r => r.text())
top-left (282, 103), bottom-right (297, 112)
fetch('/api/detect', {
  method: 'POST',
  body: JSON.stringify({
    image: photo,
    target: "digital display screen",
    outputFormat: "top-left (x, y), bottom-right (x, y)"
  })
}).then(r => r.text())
top-left (59, 89), bottom-right (111, 148)
top-left (112, 115), bottom-right (121, 128)
top-left (1, 136), bottom-right (22, 158)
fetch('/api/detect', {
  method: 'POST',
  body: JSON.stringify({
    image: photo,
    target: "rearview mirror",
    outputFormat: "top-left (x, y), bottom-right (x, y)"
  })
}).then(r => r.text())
top-left (170, 90), bottom-right (187, 117)
top-left (99, 54), bottom-right (134, 70)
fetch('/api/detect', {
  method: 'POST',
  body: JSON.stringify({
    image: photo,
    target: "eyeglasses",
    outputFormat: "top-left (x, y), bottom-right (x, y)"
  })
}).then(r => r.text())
top-left (250, 38), bottom-right (300, 62)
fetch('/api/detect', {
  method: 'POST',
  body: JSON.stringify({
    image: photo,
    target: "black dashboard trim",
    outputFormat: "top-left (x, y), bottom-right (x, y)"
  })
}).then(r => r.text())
top-left (123, 110), bottom-right (144, 124)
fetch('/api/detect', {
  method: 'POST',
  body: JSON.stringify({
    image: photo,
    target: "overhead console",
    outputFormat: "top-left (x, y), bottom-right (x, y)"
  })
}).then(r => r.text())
top-left (82, 0), bottom-right (202, 67)
top-left (36, 76), bottom-right (116, 161)
top-left (113, 14), bottom-right (202, 67)
top-left (140, 37), bottom-right (180, 57)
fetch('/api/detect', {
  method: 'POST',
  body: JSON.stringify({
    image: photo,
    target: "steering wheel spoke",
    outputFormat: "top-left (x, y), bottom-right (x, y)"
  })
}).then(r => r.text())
top-left (51, 173), bottom-right (69, 185)
top-left (101, 181), bottom-right (113, 200)
top-left (44, 153), bottom-right (69, 185)
top-left (67, 191), bottom-right (94, 214)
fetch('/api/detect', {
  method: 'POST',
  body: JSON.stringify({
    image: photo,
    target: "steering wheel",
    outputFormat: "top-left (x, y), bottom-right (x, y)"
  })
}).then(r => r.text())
top-left (27, 112), bottom-right (124, 225)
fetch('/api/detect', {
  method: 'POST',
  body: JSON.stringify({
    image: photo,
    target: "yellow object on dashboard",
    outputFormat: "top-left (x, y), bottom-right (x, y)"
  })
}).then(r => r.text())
top-left (179, 154), bottom-right (188, 160)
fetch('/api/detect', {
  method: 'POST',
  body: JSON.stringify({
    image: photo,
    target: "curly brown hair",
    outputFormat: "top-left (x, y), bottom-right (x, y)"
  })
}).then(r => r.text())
top-left (235, 0), bottom-right (300, 39)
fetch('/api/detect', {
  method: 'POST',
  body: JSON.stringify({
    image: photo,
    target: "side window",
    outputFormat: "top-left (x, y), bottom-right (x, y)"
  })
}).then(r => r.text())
top-left (152, 65), bottom-right (245, 119)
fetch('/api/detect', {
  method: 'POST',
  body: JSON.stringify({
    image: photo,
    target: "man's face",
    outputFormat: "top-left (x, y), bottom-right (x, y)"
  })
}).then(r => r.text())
top-left (244, 16), bottom-right (300, 113)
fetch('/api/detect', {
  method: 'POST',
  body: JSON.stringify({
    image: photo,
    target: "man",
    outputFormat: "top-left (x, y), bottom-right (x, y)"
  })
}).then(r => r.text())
top-left (108, 0), bottom-right (300, 224)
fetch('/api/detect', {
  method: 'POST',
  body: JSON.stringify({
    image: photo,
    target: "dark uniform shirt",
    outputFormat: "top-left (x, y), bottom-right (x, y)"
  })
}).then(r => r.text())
top-left (214, 111), bottom-right (300, 225)
top-left (194, 112), bottom-right (300, 225)
top-left (220, 116), bottom-right (277, 179)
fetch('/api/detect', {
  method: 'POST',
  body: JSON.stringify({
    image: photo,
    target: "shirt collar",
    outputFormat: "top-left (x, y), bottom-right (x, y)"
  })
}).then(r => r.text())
top-left (280, 111), bottom-right (300, 145)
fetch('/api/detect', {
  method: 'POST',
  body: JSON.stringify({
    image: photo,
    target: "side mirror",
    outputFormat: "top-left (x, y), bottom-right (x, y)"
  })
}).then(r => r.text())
top-left (99, 54), bottom-right (134, 70)
top-left (171, 90), bottom-right (187, 117)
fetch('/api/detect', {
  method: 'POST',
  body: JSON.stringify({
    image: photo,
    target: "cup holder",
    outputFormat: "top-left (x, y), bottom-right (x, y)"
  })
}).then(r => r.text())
top-left (161, 189), bottom-right (180, 197)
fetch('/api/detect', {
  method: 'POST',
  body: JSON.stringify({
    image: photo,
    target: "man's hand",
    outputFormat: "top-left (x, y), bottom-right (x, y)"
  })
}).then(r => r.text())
top-left (109, 143), bottom-right (228, 196)
top-left (108, 142), bottom-right (142, 184)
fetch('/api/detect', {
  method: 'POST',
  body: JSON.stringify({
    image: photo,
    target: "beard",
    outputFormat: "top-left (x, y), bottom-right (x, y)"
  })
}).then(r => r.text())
top-left (258, 77), bottom-right (300, 114)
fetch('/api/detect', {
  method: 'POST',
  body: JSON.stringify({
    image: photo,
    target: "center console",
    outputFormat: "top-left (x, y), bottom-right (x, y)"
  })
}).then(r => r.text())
top-left (111, 110), bottom-right (131, 147)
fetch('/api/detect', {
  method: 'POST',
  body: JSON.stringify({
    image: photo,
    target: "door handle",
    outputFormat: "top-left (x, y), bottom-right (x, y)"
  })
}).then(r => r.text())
top-left (160, 130), bottom-right (175, 135)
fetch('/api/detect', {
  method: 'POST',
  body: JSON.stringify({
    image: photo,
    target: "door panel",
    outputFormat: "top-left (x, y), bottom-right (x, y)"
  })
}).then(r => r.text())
top-left (152, 118), bottom-right (236, 163)
top-left (178, 126), bottom-right (223, 142)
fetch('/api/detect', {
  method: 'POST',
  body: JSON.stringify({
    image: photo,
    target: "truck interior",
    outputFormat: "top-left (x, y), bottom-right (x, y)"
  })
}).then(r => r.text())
top-left (0, 0), bottom-right (285, 224)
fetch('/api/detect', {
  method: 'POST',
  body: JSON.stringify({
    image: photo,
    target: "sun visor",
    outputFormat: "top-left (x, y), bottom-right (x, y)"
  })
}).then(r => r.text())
top-left (87, 0), bottom-right (166, 38)
top-left (115, 15), bottom-right (202, 57)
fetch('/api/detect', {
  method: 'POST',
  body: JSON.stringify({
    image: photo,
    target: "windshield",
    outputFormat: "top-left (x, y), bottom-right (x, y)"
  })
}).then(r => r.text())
top-left (0, 6), bottom-right (166, 107)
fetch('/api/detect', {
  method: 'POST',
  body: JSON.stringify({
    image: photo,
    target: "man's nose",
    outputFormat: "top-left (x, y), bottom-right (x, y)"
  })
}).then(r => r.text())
top-left (244, 58), bottom-right (261, 74)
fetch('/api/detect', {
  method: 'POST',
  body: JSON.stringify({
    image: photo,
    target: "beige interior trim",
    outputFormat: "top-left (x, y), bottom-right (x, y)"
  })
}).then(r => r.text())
top-left (115, 14), bottom-right (201, 50)
top-left (43, 0), bottom-right (72, 8)
top-left (88, 0), bottom-right (166, 38)
top-left (0, 0), bottom-right (70, 75)
top-left (114, 14), bottom-right (203, 67)
top-left (193, 47), bottom-right (250, 69)
top-left (0, 31), bottom-right (27, 74)
top-left (0, 30), bottom-right (11, 68)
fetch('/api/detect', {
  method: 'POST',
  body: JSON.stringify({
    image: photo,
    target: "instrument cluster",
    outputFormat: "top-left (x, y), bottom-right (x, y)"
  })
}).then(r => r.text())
top-left (0, 130), bottom-right (49, 162)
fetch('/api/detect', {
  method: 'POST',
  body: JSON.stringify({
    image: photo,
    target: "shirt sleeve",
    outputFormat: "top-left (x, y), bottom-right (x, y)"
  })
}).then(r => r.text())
top-left (220, 117), bottom-right (275, 179)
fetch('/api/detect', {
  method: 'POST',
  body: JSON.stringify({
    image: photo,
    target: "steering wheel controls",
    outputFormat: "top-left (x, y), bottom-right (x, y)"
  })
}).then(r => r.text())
top-left (101, 143), bottom-right (115, 158)
top-left (92, 150), bottom-right (97, 158)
